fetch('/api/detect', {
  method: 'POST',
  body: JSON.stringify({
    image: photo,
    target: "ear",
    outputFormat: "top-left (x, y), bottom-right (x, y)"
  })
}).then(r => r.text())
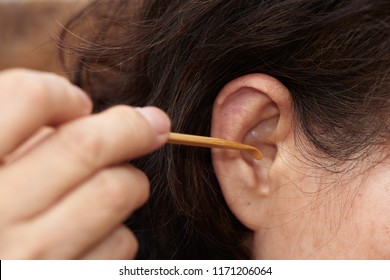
top-left (211, 74), bottom-right (293, 230)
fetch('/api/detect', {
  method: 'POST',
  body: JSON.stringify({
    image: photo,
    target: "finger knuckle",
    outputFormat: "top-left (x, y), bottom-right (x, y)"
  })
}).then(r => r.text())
top-left (106, 105), bottom-right (135, 117)
top-left (73, 130), bottom-right (102, 158)
top-left (57, 126), bottom-right (101, 169)
top-left (126, 165), bottom-right (150, 203)
top-left (1, 69), bottom-right (48, 107)
top-left (0, 68), bottom-right (31, 82)
top-left (131, 167), bottom-right (150, 204)
top-left (115, 227), bottom-right (139, 259)
top-left (96, 170), bottom-right (133, 212)
top-left (124, 230), bottom-right (139, 259)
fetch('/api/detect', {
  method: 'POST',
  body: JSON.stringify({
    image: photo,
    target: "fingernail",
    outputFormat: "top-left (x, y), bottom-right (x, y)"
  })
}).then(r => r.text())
top-left (136, 107), bottom-right (171, 135)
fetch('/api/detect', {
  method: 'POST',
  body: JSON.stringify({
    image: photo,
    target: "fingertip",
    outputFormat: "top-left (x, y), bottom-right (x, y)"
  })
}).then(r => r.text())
top-left (135, 107), bottom-right (171, 136)
top-left (72, 86), bottom-right (93, 114)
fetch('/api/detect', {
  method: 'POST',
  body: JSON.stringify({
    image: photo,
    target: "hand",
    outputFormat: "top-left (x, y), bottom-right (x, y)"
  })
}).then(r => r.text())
top-left (0, 69), bottom-right (170, 259)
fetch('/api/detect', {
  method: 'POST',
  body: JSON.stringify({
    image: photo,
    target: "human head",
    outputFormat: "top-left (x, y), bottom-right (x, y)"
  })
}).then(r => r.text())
top-left (60, 0), bottom-right (390, 259)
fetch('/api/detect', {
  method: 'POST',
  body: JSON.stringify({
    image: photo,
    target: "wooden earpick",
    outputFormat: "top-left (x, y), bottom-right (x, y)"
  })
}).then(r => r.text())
top-left (167, 132), bottom-right (262, 160)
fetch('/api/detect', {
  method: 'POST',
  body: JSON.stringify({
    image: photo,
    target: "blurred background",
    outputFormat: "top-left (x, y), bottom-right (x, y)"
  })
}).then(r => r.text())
top-left (0, 0), bottom-right (90, 74)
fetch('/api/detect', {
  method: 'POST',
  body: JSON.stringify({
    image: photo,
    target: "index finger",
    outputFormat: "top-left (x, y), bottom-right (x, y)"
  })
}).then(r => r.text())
top-left (0, 69), bottom-right (92, 158)
top-left (0, 106), bottom-right (170, 222)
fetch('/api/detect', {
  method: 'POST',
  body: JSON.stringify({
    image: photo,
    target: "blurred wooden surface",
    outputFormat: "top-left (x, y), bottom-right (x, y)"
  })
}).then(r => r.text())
top-left (0, 0), bottom-right (90, 74)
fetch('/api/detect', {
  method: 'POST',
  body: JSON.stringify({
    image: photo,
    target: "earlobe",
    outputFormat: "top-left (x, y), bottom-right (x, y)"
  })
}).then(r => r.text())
top-left (211, 74), bottom-right (293, 230)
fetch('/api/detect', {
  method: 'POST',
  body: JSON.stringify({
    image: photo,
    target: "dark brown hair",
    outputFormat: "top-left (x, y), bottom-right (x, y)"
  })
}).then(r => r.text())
top-left (59, 0), bottom-right (390, 259)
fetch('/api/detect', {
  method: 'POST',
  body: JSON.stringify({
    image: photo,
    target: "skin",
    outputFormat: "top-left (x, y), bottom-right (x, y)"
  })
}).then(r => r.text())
top-left (253, 149), bottom-right (390, 259)
top-left (0, 69), bottom-right (171, 259)
top-left (212, 74), bottom-right (390, 259)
